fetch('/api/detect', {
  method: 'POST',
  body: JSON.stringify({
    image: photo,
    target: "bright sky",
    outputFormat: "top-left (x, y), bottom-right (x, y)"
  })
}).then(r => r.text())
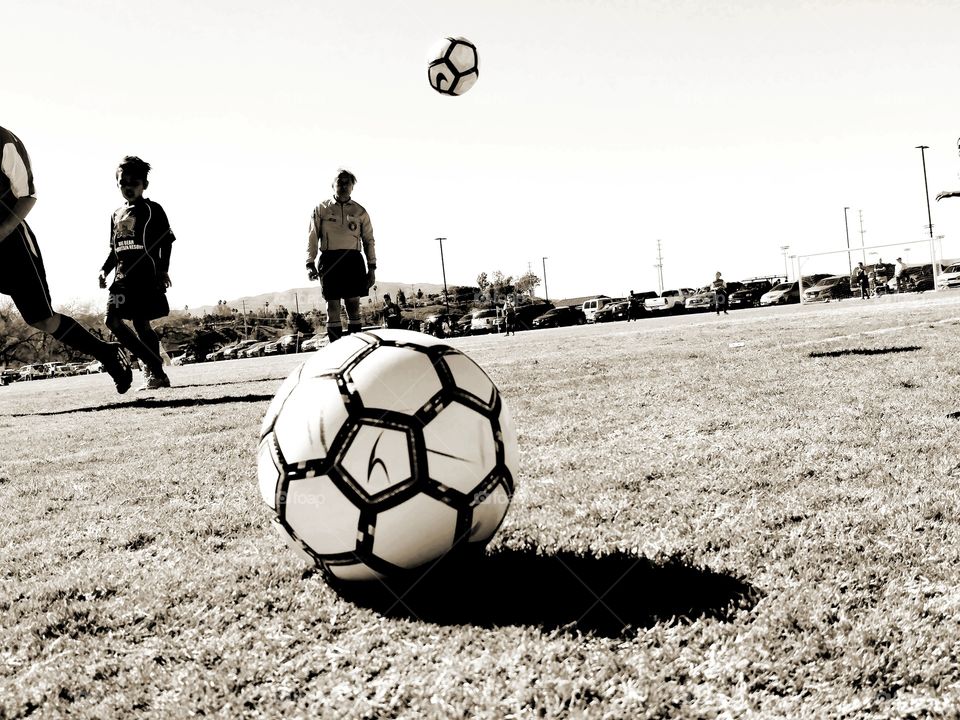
top-left (7, 0), bottom-right (960, 310)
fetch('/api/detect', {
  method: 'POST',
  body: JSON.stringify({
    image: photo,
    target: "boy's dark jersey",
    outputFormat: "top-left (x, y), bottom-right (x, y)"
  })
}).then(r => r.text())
top-left (0, 126), bottom-right (36, 226)
top-left (101, 198), bottom-right (175, 283)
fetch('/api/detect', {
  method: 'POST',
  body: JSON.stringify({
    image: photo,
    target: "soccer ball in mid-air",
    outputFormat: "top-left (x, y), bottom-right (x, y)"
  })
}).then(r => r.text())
top-left (257, 329), bottom-right (518, 582)
top-left (428, 36), bottom-right (479, 96)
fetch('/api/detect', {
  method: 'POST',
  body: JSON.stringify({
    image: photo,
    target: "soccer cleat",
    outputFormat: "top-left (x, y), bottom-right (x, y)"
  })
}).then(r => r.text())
top-left (102, 343), bottom-right (133, 394)
top-left (138, 370), bottom-right (171, 391)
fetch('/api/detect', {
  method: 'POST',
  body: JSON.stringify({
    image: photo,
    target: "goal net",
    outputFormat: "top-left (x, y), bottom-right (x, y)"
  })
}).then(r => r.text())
top-left (793, 236), bottom-right (947, 303)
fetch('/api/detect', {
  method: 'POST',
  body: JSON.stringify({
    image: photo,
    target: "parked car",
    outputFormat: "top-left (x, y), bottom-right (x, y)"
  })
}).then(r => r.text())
top-left (171, 353), bottom-right (196, 366)
top-left (581, 297), bottom-right (623, 323)
top-left (276, 334), bottom-right (302, 354)
top-left (18, 364), bottom-right (45, 381)
top-left (44, 362), bottom-right (73, 378)
top-left (505, 302), bottom-right (554, 332)
top-left (902, 264), bottom-right (934, 293)
top-left (531, 305), bottom-right (585, 329)
top-left (760, 281), bottom-right (800, 306)
top-left (802, 275), bottom-right (852, 302)
top-left (469, 309), bottom-right (501, 335)
top-left (728, 280), bottom-right (773, 309)
top-left (594, 301), bottom-right (631, 323)
top-left (241, 340), bottom-right (274, 358)
top-left (936, 263), bottom-right (960, 290)
top-left (85, 360), bottom-right (104, 374)
top-left (645, 289), bottom-right (694, 313)
top-left (222, 339), bottom-right (259, 359)
top-left (422, 312), bottom-right (462, 337)
top-left (456, 311), bottom-right (480, 335)
top-left (300, 334), bottom-right (328, 352)
top-left (1, 369), bottom-right (19, 386)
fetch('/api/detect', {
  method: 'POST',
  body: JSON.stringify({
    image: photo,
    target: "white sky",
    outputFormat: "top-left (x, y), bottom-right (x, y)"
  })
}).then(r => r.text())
top-left (7, 0), bottom-right (960, 308)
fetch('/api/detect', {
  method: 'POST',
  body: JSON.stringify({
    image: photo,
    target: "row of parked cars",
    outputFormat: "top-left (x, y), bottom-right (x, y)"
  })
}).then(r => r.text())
top-left (189, 332), bottom-right (329, 364)
top-left (1, 360), bottom-right (103, 385)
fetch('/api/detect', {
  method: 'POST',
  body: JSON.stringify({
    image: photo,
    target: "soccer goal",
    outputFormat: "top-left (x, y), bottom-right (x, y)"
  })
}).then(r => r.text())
top-left (793, 236), bottom-right (944, 304)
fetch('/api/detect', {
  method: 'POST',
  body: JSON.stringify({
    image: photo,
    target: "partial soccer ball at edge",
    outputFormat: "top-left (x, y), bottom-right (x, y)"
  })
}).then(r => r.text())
top-left (428, 36), bottom-right (479, 96)
top-left (257, 329), bottom-right (518, 582)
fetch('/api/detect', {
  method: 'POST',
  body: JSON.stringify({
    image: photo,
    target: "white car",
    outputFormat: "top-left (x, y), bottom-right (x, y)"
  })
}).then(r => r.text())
top-left (936, 263), bottom-right (960, 290)
top-left (301, 335), bottom-right (329, 352)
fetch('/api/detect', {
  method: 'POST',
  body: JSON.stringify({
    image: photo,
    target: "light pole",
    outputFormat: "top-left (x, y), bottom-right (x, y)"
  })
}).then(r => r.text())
top-left (916, 145), bottom-right (934, 239)
top-left (780, 245), bottom-right (790, 281)
top-left (541, 257), bottom-right (549, 302)
top-left (435, 237), bottom-right (450, 317)
top-left (843, 207), bottom-right (852, 279)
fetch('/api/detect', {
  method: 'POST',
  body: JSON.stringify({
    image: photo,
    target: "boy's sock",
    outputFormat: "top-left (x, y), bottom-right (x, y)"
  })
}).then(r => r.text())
top-left (110, 321), bottom-right (164, 374)
top-left (50, 316), bottom-right (131, 393)
top-left (346, 322), bottom-right (363, 335)
top-left (50, 315), bottom-right (112, 361)
top-left (327, 325), bottom-right (342, 343)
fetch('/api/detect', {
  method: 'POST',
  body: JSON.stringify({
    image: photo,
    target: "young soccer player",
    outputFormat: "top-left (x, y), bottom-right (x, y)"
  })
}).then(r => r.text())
top-left (98, 156), bottom-right (174, 390)
top-left (0, 125), bottom-right (132, 392)
top-left (305, 168), bottom-right (377, 342)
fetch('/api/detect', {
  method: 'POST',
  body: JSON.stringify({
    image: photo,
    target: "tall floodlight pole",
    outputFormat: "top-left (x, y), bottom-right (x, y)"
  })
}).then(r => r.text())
top-left (859, 210), bottom-right (867, 265)
top-left (780, 245), bottom-right (790, 281)
top-left (435, 237), bottom-right (450, 317)
top-left (541, 256), bottom-right (549, 302)
top-left (843, 207), bottom-right (852, 278)
top-left (916, 146), bottom-right (934, 238)
top-left (655, 239), bottom-right (664, 294)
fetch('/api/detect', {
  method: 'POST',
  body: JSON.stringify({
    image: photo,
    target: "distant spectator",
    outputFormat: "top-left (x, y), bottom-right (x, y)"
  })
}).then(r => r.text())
top-left (855, 261), bottom-right (870, 299)
top-left (626, 290), bottom-right (638, 322)
top-left (397, 288), bottom-right (406, 307)
top-left (381, 293), bottom-right (402, 329)
top-left (874, 259), bottom-right (888, 294)
top-left (894, 257), bottom-right (906, 293)
top-left (711, 272), bottom-right (728, 315)
top-left (503, 301), bottom-right (516, 336)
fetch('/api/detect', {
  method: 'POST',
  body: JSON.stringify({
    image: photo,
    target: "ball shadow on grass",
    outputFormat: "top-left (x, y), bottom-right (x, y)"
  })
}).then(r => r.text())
top-left (334, 549), bottom-right (759, 638)
top-left (11, 394), bottom-right (276, 417)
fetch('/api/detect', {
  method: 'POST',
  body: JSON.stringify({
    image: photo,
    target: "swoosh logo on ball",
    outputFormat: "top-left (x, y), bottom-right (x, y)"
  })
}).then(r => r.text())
top-left (367, 432), bottom-right (390, 485)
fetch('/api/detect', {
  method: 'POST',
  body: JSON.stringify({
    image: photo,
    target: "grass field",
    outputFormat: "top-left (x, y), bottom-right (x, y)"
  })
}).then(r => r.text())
top-left (3, 292), bottom-right (960, 719)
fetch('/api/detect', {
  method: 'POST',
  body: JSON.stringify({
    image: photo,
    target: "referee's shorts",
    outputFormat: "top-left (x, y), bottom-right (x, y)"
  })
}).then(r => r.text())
top-left (0, 222), bottom-right (55, 325)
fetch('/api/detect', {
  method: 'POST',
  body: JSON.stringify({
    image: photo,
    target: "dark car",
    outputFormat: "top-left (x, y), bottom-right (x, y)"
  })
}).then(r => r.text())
top-left (495, 302), bottom-right (555, 333)
top-left (594, 301), bottom-right (631, 323)
top-left (423, 312), bottom-right (463, 337)
top-left (456, 311), bottom-right (479, 335)
top-left (903, 264), bottom-right (934, 292)
top-left (728, 280), bottom-right (773, 309)
top-left (531, 305), bottom-right (586, 329)
top-left (802, 275), bottom-right (853, 302)
top-left (869, 263), bottom-right (896, 295)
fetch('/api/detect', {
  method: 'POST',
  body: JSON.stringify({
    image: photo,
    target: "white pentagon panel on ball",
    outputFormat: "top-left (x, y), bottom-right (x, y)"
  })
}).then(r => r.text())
top-left (272, 377), bottom-right (349, 465)
top-left (300, 334), bottom-right (372, 378)
top-left (349, 345), bottom-right (442, 415)
top-left (452, 71), bottom-right (478, 95)
top-left (256, 434), bottom-right (283, 510)
top-left (448, 40), bottom-right (478, 73)
top-left (423, 401), bottom-right (496, 494)
top-left (283, 475), bottom-right (361, 556)
top-left (468, 482), bottom-right (511, 544)
top-left (372, 494), bottom-right (458, 569)
top-left (260, 366), bottom-right (302, 438)
top-left (364, 328), bottom-right (448, 348)
top-left (443, 351), bottom-right (495, 406)
top-left (339, 425), bottom-right (412, 497)
top-left (498, 400), bottom-right (521, 480)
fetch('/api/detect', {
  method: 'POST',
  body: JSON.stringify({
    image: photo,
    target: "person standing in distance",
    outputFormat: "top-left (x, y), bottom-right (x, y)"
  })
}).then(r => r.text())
top-left (0, 125), bottom-right (132, 392)
top-left (381, 292), bottom-right (402, 329)
top-left (98, 156), bottom-right (175, 390)
top-left (711, 272), bottom-right (728, 315)
top-left (305, 168), bottom-right (376, 343)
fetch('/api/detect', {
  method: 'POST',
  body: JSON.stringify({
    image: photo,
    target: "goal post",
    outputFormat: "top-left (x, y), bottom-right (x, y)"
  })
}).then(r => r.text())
top-left (793, 236), bottom-right (943, 304)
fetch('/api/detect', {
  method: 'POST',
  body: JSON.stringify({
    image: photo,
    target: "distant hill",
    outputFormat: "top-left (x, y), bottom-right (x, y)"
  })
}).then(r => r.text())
top-left (187, 281), bottom-right (447, 316)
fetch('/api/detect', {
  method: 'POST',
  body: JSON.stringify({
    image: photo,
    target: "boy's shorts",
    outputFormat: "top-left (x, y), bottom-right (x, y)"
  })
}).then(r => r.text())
top-left (107, 277), bottom-right (170, 321)
top-left (318, 250), bottom-right (369, 301)
top-left (0, 223), bottom-right (55, 325)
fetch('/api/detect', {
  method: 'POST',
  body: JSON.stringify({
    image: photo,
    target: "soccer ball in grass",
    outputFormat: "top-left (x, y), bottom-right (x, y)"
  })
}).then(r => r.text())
top-left (428, 36), bottom-right (479, 96)
top-left (257, 329), bottom-right (518, 582)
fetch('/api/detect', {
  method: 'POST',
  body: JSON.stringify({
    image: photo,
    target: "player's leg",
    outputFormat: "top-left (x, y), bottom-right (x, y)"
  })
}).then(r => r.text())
top-left (1, 225), bottom-right (131, 392)
top-left (325, 298), bottom-right (343, 342)
top-left (132, 318), bottom-right (170, 389)
top-left (344, 297), bottom-right (362, 335)
top-left (105, 304), bottom-right (163, 379)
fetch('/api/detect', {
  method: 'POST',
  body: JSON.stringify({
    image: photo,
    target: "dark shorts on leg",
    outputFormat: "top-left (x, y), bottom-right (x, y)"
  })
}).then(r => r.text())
top-left (318, 250), bottom-right (368, 301)
top-left (107, 278), bottom-right (170, 321)
top-left (0, 223), bottom-right (55, 325)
